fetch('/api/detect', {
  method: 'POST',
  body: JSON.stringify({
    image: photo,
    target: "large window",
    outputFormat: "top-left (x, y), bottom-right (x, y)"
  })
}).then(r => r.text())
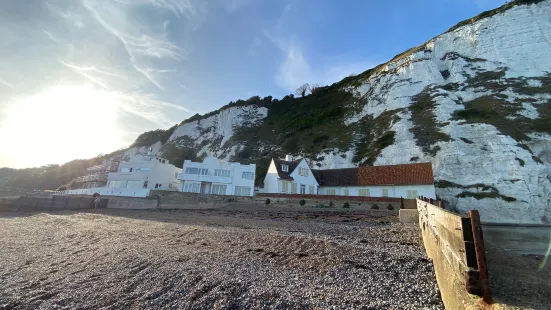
top-left (234, 186), bottom-right (251, 196)
top-left (108, 180), bottom-right (125, 188)
top-left (382, 189), bottom-right (389, 197)
top-left (298, 167), bottom-right (309, 177)
top-left (282, 181), bottom-right (289, 192)
top-left (214, 169), bottom-right (230, 177)
top-left (291, 183), bottom-right (297, 194)
top-left (120, 167), bottom-right (132, 173)
top-left (136, 167), bottom-right (151, 172)
top-left (183, 182), bottom-right (200, 193)
top-left (359, 189), bottom-right (370, 196)
top-left (200, 168), bottom-right (209, 176)
top-left (185, 167), bottom-right (199, 174)
top-left (126, 180), bottom-right (142, 189)
top-left (242, 171), bottom-right (254, 180)
top-left (309, 185), bottom-right (314, 194)
top-left (344, 189), bottom-right (350, 196)
top-left (326, 189), bottom-right (336, 195)
top-left (211, 184), bottom-right (227, 195)
top-left (407, 190), bottom-right (418, 199)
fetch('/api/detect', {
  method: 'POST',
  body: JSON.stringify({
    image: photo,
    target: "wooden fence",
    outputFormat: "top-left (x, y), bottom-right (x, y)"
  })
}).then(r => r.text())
top-left (417, 198), bottom-right (492, 309)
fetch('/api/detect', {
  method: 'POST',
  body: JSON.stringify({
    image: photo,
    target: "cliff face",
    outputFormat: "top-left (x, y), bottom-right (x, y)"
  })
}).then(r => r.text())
top-left (154, 0), bottom-right (551, 224)
top-left (1, 1), bottom-right (549, 224)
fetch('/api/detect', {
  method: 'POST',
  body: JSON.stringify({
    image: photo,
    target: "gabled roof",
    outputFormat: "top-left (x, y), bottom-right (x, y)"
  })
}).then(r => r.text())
top-left (272, 158), bottom-right (302, 181)
top-left (311, 168), bottom-right (358, 187)
top-left (312, 163), bottom-right (434, 187)
top-left (357, 163), bottom-right (434, 186)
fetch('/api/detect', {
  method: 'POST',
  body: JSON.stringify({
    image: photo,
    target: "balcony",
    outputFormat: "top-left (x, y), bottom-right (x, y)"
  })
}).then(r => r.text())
top-left (177, 172), bottom-right (232, 184)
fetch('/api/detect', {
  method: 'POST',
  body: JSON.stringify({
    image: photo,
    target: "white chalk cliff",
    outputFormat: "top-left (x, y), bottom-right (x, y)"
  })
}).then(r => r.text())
top-left (142, 0), bottom-right (551, 224)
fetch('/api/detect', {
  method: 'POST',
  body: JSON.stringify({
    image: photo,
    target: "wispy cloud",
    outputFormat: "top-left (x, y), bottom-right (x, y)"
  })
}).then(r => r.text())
top-left (0, 78), bottom-right (15, 89)
top-left (266, 32), bottom-right (374, 92)
top-left (80, 0), bottom-right (187, 90)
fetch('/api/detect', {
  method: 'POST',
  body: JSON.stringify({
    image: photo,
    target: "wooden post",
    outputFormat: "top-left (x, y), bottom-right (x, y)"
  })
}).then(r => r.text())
top-left (468, 210), bottom-right (492, 305)
top-left (400, 197), bottom-right (404, 209)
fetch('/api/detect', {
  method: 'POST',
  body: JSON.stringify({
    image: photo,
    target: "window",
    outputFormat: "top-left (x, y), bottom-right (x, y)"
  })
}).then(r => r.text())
top-left (185, 167), bottom-right (199, 174)
top-left (344, 189), bottom-right (349, 196)
top-left (215, 169), bottom-right (230, 177)
top-left (298, 167), bottom-right (309, 177)
top-left (200, 168), bottom-right (209, 176)
top-left (234, 186), bottom-right (251, 196)
top-left (108, 180), bottom-right (124, 188)
top-left (281, 164), bottom-right (289, 172)
top-left (120, 167), bottom-right (132, 173)
top-left (212, 184), bottom-right (227, 195)
top-left (382, 189), bottom-right (389, 197)
top-left (309, 185), bottom-right (314, 194)
top-left (155, 183), bottom-right (162, 189)
top-left (326, 189), bottom-right (336, 195)
top-left (359, 189), bottom-right (370, 196)
top-left (291, 183), bottom-right (297, 194)
top-left (126, 180), bottom-right (142, 189)
top-left (300, 184), bottom-right (306, 194)
top-left (183, 183), bottom-right (200, 193)
top-left (407, 190), bottom-right (418, 199)
top-left (136, 167), bottom-right (151, 172)
top-left (282, 181), bottom-right (289, 192)
top-left (242, 171), bottom-right (254, 180)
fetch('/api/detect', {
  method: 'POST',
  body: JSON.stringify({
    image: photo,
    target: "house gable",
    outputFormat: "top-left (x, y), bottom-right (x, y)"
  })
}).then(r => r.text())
top-left (289, 159), bottom-right (319, 186)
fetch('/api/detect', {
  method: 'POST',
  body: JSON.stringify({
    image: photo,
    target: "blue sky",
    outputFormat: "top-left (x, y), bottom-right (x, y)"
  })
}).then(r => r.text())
top-left (0, 0), bottom-right (506, 168)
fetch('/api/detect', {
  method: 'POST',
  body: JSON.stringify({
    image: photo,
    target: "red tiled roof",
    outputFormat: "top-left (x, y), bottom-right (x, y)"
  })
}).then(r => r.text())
top-left (357, 163), bottom-right (434, 186)
top-left (273, 158), bottom-right (301, 181)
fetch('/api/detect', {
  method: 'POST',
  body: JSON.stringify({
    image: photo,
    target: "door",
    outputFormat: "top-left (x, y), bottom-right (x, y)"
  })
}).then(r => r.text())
top-left (300, 184), bottom-right (306, 194)
top-left (200, 182), bottom-right (212, 194)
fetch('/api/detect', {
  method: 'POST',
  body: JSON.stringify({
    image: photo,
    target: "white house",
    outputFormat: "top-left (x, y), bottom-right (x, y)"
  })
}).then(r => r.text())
top-left (263, 155), bottom-right (319, 194)
top-left (313, 163), bottom-right (436, 199)
top-left (106, 154), bottom-right (181, 191)
top-left (177, 156), bottom-right (256, 197)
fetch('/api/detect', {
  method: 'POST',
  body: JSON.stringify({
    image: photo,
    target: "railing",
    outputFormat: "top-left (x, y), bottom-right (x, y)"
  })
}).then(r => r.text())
top-left (417, 197), bottom-right (491, 308)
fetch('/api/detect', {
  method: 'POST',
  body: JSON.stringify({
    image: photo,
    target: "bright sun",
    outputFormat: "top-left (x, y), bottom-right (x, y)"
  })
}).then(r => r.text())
top-left (0, 85), bottom-right (125, 168)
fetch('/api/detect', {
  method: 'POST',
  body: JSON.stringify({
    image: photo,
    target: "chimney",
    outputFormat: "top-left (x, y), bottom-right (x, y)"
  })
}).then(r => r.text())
top-left (285, 154), bottom-right (293, 161)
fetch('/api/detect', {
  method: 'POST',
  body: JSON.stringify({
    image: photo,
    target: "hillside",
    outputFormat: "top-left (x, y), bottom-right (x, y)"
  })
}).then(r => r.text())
top-left (1, 0), bottom-right (550, 224)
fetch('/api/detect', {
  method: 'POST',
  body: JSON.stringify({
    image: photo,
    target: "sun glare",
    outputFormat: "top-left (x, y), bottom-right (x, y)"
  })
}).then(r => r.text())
top-left (0, 85), bottom-right (124, 168)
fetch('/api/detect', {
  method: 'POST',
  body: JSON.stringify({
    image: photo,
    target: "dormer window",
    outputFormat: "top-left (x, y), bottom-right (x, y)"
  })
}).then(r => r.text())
top-left (281, 164), bottom-right (289, 172)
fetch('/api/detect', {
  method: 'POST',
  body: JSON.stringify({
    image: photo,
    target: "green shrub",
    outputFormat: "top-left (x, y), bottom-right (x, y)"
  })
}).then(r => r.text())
top-left (299, 199), bottom-right (306, 206)
top-left (343, 202), bottom-right (350, 208)
top-left (329, 201), bottom-right (334, 207)
top-left (386, 204), bottom-right (394, 210)
top-left (371, 204), bottom-right (379, 210)
top-left (265, 198), bottom-right (271, 205)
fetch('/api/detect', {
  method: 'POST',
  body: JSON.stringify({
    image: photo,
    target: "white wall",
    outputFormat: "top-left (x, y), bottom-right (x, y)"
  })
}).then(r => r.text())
top-left (107, 154), bottom-right (181, 191)
top-left (263, 159), bottom-right (319, 194)
top-left (178, 157), bottom-right (256, 196)
top-left (288, 160), bottom-right (319, 194)
top-left (62, 187), bottom-right (150, 197)
top-left (318, 185), bottom-right (436, 199)
top-left (263, 160), bottom-right (280, 193)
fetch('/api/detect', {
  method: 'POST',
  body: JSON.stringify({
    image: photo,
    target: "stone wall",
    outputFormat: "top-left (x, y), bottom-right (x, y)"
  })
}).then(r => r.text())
top-left (0, 195), bottom-right (99, 212)
top-left (107, 196), bottom-right (159, 210)
top-left (150, 190), bottom-right (254, 210)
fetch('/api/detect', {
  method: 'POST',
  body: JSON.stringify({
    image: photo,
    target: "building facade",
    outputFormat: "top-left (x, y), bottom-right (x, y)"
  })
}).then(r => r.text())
top-left (73, 156), bottom-right (121, 189)
top-left (263, 155), bottom-right (319, 194)
top-left (177, 157), bottom-right (256, 197)
top-left (314, 163), bottom-right (436, 199)
top-left (106, 154), bottom-right (181, 191)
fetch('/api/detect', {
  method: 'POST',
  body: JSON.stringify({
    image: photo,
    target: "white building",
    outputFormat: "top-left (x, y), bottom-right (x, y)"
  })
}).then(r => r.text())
top-left (313, 163), bottom-right (436, 199)
top-left (263, 155), bottom-right (319, 194)
top-left (106, 154), bottom-right (181, 191)
top-left (178, 157), bottom-right (256, 197)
